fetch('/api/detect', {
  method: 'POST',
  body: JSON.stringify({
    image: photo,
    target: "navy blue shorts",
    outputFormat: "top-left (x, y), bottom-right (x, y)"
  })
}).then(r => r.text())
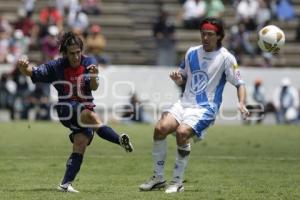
top-left (55, 101), bottom-right (94, 145)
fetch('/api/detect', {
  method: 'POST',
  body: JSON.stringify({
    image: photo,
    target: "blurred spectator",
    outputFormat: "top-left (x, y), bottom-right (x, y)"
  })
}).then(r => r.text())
top-left (179, 0), bottom-right (187, 4)
top-left (236, 0), bottom-right (259, 31)
top-left (86, 24), bottom-right (110, 66)
top-left (8, 30), bottom-right (30, 64)
top-left (152, 10), bottom-right (176, 66)
top-left (39, 2), bottom-right (63, 37)
top-left (0, 27), bottom-right (10, 63)
top-left (273, 78), bottom-right (299, 124)
top-left (56, 0), bottom-right (80, 17)
top-left (22, 82), bottom-right (51, 120)
top-left (274, 0), bottom-right (296, 21)
top-left (228, 22), bottom-right (255, 64)
top-left (255, 0), bottom-right (272, 30)
top-left (295, 19), bottom-right (300, 42)
top-left (68, 7), bottom-right (89, 34)
top-left (182, 0), bottom-right (207, 29)
top-left (13, 8), bottom-right (38, 42)
top-left (39, 3), bottom-right (63, 27)
top-left (205, 0), bottom-right (225, 18)
top-left (22, 0), bottom-right (36, 17)
top-left (0, 73), bottom-right (16, 120)
top-left (82, 0), bottom-right (102, 15)
top-left (246, 78), bottom-right (275, 124)
top-left (122, 92), bottom-right (147, 123)
top-left (0, 15), bottom-right (13, 35)
top-left (41, 26), bottom-right (60, 61)
top-left (10, 66), bottom-right (31, 119)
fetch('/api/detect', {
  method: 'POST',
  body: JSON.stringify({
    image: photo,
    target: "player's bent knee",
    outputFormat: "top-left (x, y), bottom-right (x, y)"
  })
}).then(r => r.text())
top-left (80, 109), bottom-right (102, 125)
top-left (176, 129), bottom-right (192, 145)
top-left (154, 124), bottom-right (169, 136)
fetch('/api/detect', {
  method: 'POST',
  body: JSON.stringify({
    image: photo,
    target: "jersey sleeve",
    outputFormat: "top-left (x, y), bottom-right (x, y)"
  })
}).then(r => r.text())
top-left (178, 59), bottom-right (187, 79)
top-left (31, 59), bottom-right (60, 83)
top-left (82, 56), bottom-right (98, 67)
top-left (82, 56), bottom-right (99, 91)
top-left (179, 46), bottom-right (195, 78)
top-left (224, 54), bottom-right (245, 87)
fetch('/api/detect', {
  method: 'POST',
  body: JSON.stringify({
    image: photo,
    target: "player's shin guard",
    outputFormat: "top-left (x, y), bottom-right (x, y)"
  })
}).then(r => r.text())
top-left (61, 153), bottom-right (83, 184)
top-left (153, 139), bottom-right (167, 179)
top-left (172, 143), bottom-right (191, 184)
top-left (96, 125), bottom-right (120, 145)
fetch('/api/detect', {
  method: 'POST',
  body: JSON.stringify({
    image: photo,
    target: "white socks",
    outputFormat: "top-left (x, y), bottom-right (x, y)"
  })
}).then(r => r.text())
top-left (172, 143), bottom-right (191, 184)
top-left (152, 139), bottom-right (167, 180)
top-left (152, 139), bottom-right (191, 184)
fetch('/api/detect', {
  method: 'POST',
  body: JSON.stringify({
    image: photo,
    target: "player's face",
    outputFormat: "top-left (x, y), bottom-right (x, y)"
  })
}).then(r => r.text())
top-left (66, 45), bottom-right (82, 68)
top-left (200, 30), bottom-right (219, 52)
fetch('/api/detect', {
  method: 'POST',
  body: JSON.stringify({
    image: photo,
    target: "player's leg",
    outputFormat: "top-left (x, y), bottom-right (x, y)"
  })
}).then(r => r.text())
top-left (139, 112), bottom-right (179, 191)
top-left (80, 109), bottom-right (133, 152)
top-left (58, 133), bottom-right (90, 193)
top-left (165, 124), bottom-right (193, 193)
top-left (166, 107), bottom-right (216, 193)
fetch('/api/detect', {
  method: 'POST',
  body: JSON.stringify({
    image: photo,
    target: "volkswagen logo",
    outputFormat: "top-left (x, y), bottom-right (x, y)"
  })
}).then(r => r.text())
top-left (190, 71), bottom-right (208, 95)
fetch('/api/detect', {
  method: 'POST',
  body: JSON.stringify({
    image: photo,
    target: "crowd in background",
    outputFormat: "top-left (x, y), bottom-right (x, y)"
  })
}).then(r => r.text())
top-left (0, 0), bottom-right (300, 124)
top-left (0, 0), bottom-right (108, 120)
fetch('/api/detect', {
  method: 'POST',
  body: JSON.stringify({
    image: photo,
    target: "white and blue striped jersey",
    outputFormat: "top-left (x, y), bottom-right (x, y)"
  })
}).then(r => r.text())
top-left (179, 45), bottom-right (244, 109)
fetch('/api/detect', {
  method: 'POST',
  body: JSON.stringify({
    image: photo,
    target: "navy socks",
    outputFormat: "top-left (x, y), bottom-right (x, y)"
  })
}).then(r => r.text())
top-left (62, 153), bottom-right (83, 184)
top-left (96, 125), bottom-right (120, 145)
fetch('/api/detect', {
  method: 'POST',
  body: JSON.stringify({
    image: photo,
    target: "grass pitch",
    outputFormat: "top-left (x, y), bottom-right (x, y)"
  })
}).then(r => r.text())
top-left (0, 121), bottom-right (300, 200)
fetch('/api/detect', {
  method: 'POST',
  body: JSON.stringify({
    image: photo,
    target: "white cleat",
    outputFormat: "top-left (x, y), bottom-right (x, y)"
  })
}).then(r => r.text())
top-left (165, 181), bottom-right (184, 193)
top-left (139, 176), bottom-right (167, 191)
top-left (120, 134), bottom-right (134, 152)
top-left (57, 183), bottom-right (79, 193)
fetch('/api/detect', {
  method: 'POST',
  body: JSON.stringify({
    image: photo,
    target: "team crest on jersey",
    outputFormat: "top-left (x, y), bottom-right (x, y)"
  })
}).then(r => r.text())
top-left (190, 70), bottom-right (208, 95)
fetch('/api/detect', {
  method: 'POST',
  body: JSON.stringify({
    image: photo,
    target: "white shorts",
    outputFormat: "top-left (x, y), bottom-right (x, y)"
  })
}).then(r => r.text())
top-left (167, 101), bottom-right (217, 141)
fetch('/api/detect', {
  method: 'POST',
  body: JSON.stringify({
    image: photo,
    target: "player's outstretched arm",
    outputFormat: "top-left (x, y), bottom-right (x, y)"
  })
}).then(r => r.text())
top-left (17, 56), bottom-right (33, 77)
top-left (237, 85), bottom-right (250, 119)
top-left (87, 64), bottom-right (99, 91)
top-left (170, 70), bottom-right (186, 86)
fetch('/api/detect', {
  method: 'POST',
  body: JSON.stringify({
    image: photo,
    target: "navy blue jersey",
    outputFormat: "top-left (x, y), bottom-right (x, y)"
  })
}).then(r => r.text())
top-left (31, 56), bottom-right (97, 108)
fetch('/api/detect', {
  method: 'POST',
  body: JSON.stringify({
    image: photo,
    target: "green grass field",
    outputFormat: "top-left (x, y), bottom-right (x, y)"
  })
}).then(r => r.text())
top-left (0, 121), bottom-right (300, 200)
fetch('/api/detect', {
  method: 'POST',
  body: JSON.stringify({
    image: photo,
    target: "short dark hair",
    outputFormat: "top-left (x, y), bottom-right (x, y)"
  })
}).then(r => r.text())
top-left (59, 31), bottom-right (83, 54)
top-left (200, 17), bottom-right (225, 47)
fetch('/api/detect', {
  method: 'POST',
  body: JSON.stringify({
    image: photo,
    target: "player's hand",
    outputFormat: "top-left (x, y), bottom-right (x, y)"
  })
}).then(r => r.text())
top-left (87, 64), bottom-right (99, 75)
top-left (238, 103), bottom-right (250, 120)
top-left (170, 70), bottom-right (184, 84)
top-left (17, 56), bottom-right (31, 76)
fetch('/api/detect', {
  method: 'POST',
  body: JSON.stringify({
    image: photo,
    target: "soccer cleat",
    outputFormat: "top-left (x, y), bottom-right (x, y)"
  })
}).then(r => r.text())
top-left (57, 183), bottom-right (79, 193)
top-left (165, 181), bottom-right (184, 193)
top-left (139, 176), bottom-right (167, 191)
top-left (119, 134), bottom-right (134, 152)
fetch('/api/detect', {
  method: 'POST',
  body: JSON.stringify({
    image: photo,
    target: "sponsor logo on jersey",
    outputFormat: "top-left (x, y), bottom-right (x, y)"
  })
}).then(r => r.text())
top-left (190, 70), bottom-right (208, 95)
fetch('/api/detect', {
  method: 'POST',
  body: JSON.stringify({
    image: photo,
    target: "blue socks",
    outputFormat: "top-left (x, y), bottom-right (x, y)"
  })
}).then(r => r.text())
top-left (96, 125), bottom-right (120, 145)
top-left (62, 153), bottom-right (83, 184)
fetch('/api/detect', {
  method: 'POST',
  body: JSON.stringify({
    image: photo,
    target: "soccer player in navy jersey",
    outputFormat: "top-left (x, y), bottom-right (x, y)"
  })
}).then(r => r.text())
top-left (17, 31), bottom-right (133, 193)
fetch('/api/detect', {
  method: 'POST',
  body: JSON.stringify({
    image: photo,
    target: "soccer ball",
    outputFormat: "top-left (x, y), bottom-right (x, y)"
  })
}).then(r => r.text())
top-left (258, 25), bottom-right (285, 53)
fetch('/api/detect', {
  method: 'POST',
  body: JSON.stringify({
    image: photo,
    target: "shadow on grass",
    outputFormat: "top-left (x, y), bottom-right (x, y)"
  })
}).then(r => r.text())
top-left (5, 188), bottom-right (56, 192)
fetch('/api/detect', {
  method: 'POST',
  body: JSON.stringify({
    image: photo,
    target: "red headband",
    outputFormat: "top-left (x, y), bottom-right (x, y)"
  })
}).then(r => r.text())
top-left (201, 22), bottom-right (219, 32)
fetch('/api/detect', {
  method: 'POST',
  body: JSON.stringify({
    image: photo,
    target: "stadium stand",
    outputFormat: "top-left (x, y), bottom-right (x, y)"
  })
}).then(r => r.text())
top-left (0, 0), bottom-right (300, 67)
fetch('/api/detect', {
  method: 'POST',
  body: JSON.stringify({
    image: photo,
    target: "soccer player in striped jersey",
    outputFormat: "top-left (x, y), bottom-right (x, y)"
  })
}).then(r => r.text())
top-left (139, 17), bottom-right (250, 193)
top-left (17, 31), bottom-right (133, 193)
